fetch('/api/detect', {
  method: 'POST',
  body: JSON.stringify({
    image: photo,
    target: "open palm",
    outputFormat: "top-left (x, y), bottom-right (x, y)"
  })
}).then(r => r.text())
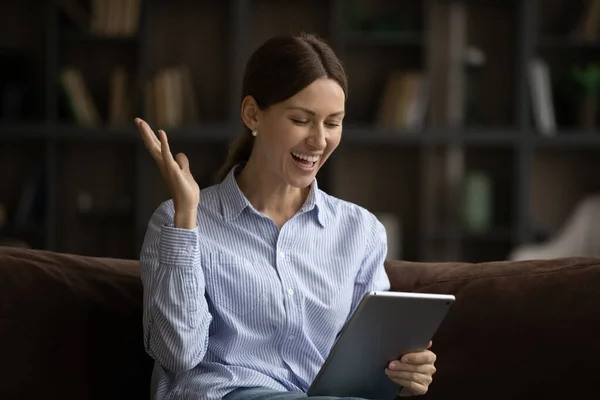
top-left (135, 118), bottom-right (200, 212)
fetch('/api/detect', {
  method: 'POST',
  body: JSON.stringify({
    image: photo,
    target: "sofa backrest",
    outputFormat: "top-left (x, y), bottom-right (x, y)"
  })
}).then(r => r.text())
top-left (0, 246), bottom-right (152, 400)
top-left (384, 257), bottom-right (600, 400)
top-left (1, 245), bottom-right (599, 399)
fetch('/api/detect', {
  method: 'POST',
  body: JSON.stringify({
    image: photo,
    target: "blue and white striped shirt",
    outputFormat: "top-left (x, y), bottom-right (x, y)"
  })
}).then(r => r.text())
top-left (140, 165), bottom-right (391, 400)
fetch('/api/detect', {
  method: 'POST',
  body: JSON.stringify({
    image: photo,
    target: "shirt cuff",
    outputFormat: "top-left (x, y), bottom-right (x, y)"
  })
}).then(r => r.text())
top-left (158, 225), bottom-right (200, 268)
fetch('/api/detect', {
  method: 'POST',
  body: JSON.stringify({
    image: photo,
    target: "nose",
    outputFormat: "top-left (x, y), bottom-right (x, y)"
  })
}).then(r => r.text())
top-left (306, 124), bottom-right (327, 150)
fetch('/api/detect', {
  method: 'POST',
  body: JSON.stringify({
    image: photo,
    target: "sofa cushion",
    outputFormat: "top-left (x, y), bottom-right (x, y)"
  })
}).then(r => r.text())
top-left (385, 257), bottom-right (600, 400)
top-left (0, 246), bottom-right (153, 400)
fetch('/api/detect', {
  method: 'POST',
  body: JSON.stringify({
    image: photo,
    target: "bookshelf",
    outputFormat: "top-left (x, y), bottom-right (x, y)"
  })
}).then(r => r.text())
top-left (0, 0), bottom-right (599, 263)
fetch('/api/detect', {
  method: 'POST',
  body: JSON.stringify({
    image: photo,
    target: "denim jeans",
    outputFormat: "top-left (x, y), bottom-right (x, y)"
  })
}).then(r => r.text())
top-left (223, 387), bottom-right (369, 400)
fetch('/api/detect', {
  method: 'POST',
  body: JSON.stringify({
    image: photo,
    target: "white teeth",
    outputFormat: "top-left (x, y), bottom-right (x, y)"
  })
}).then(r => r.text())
top-left (291, 151), bottom-right (321, 162)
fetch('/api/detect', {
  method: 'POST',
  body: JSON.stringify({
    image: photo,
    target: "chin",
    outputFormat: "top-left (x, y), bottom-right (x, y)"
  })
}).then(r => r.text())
top-left (285, 175), bottom-right (316, 189)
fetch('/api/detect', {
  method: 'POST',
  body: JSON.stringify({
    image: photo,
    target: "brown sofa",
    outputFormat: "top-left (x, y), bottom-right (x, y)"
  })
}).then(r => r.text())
top-left (1, 245), bottom-right (598, 400)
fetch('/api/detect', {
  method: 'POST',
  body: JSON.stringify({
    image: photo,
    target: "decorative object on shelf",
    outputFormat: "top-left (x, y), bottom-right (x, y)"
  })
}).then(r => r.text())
top-left (59, 0), bottom-right (142, 38)
top-left (60, 68), bottom-right (100, 126)
top-left (462, 170), bottom-right (493, 235)
top-left (529, 58), bottom-right (557, 136)
top-left (510, 194), bottom-right (600, 261)
top-left (109, 66), bottom-right (134, 127)
top-left (376, 71), bottom-right (428, 132)
top-left (571, 64), bottom-right (600, 130)
top-left (145, 64), bottom-right (199, 128)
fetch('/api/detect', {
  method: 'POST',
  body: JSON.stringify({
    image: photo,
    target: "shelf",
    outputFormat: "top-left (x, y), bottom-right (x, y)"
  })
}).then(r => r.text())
top-left (60, 31), bottom-right (141, 44)
top-left (163, 124), bottom-right (237, 142)
top-left (0, 123), bottom-right (48, 139)
top-left (53, 123), bottom-right (235, 142)
top-left (56, 125), bottom-right (138, 141)
top-left (343, 31), bottom-right (424, 46)
top-left (537, 36), bottom-right (600, 49)
top-left (532, 131), bottom-right (600, 148)
top-left (341, 126), bottom-right (520, 145)
top-left (0, 123), bottom-right (527, 146)
top-left (342, 126), bottom-right (424, 145)
top-left (435, 128), bottom-right (521, 145)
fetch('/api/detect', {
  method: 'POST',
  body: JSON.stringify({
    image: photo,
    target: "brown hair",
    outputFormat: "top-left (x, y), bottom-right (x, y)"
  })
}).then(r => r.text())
top-left (215, 32), bottom-right (348, 182)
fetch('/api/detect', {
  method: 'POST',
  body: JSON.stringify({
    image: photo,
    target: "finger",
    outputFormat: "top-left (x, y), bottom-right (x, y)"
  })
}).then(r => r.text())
top-left (135, 118), bottom-right (160, 146)
top-left (389, 361), bottom-right (436, 375)
top-left (428, 341), bottom-right (433, 349)
top-left (389, 378), bottom-right (428, 396)
top-left (136, 118), bottom-right (162, 160)
top-left (158, 130), bottom-right (177, 167)
top-left (386, 370), bottom-right (432, 387)
top-left (401, 350), bottom-right (437, 365)
top-left (175, 153), bottom-right (190, 173)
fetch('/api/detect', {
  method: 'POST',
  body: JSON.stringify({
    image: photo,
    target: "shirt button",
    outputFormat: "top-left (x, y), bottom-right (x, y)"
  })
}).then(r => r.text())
top-left (279, 251), bottom-right (285, 258)
top-left (288, 335), bottom-right (295, 340)
top-left (288, 289), bottom-right (294, 296)
top-left (186, 245), bottom-right (193, 253)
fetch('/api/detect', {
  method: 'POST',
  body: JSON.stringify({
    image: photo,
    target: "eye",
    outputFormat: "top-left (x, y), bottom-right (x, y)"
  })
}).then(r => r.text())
top-left (291, 118), bottom-right (309, 125)
top-left (326, 121), bottom-right (341, 128)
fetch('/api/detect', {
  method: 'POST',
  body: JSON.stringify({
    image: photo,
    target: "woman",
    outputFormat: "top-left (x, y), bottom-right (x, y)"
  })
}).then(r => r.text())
top-left (137, 33), bottom-right (437, 400)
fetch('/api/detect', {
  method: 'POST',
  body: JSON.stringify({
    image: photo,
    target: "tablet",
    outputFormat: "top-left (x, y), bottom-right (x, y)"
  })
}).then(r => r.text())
top-left (307, 291), bottom-right (455, 399)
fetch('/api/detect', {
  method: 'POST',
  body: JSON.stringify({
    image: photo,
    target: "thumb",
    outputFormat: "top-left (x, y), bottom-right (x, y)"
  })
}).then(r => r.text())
top-left (427, 341), bottom-right (433, 349)
top-left (175, 153), bottom-right (190, 172)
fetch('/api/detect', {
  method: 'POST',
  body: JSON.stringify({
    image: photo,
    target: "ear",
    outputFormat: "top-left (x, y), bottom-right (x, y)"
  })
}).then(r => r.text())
top-left (241, 95), bottom-right (261, 131)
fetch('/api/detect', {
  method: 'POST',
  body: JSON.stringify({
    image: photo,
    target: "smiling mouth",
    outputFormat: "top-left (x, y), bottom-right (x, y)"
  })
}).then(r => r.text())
top-left (290, 151), bottom-right (321, 169)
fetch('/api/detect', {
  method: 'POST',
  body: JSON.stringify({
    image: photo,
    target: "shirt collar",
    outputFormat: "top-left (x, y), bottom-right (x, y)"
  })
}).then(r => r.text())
top-left (218, 165), bottom-right (330, 227)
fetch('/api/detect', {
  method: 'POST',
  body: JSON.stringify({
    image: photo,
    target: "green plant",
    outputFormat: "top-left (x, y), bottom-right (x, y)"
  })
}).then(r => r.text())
top-left (571, 64), bottom-right (600, 97)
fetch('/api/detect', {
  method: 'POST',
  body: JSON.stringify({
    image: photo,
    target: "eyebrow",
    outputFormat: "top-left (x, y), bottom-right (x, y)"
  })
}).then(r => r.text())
top-left (286, 106), bottom-right (345, 117)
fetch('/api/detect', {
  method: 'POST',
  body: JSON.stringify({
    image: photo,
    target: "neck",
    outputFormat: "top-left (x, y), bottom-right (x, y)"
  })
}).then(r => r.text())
top-left (236, 158), bottom-right (311, 224)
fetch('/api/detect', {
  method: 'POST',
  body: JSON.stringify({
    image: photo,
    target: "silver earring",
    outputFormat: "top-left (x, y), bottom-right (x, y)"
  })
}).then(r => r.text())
top-left (252, 129), bottom-right (258, 137)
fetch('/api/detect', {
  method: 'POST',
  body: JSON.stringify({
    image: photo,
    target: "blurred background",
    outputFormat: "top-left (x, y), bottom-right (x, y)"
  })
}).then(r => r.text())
top-left (0, 0), bottom-right (599, 263)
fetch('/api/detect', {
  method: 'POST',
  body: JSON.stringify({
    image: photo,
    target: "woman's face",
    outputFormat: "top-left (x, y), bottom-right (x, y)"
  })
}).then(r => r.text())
top-left (250, 77), bottom-right (345, 189)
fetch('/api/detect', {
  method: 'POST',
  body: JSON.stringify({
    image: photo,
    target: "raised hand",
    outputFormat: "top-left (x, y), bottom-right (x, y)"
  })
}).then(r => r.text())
top-left (136, 118), bottom-right (200, 225)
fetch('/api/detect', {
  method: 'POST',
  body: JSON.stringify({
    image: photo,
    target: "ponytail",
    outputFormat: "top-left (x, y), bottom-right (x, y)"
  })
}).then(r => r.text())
top-left (214, 128), bottom-right (255, 183)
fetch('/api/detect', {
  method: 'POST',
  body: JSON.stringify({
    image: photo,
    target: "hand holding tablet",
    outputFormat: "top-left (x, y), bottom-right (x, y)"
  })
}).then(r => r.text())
top-left (385, 340), bottom-right (437, 397)
top-left (307, 291), bottom-right (455, 399)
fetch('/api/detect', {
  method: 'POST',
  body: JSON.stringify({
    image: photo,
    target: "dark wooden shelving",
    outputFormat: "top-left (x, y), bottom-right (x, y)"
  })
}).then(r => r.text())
top-left (159, 124), bottom-right (237, 142)
top-left (537, 36), bottom-right (600, 49)
top-left (1, 0), bottom-right (598, 263)
top-left (0, 123), bottom-right (48, 139)
top-left (59, 31), bottom-right (141, 44)
top-left (55, 125), bottom-right (138, 141)
top-left (343, 31), bottom-right (424, 46)
top-left (532, 132), bottom-right (600, 147)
